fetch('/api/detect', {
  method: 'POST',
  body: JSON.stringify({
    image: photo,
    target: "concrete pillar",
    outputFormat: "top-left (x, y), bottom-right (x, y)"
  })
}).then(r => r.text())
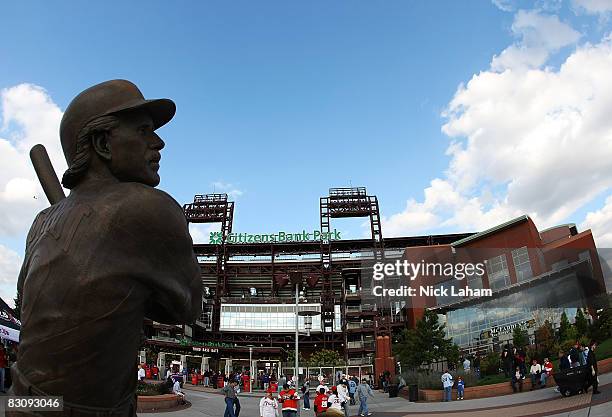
top-left (139, 350), bottom-right (146, 364)
top-left (180, 354), bottom-right (187, 372)
top-left (158, 353), bottom-right (166, 378)
top-left (201, 356), bottom-right (209, 372)
top-left (225, 359), bottom-right (233, 374)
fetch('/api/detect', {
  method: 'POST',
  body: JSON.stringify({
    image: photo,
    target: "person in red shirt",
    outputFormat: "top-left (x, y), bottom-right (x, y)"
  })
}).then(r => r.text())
top-left (278, 383), bottom-right (300, 417)
top-left (313, 387), bottom-right (329, 416)
top-left (541, 357), bottom-right (553, 387)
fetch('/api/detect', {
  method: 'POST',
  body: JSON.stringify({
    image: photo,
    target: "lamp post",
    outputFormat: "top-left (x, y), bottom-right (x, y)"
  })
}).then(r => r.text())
top-left (290, 272), bottom-right (321, 386)
top-left (250, 346), bottom-right (253, 392)
top-left (289, 272), bottom-right (303, 385)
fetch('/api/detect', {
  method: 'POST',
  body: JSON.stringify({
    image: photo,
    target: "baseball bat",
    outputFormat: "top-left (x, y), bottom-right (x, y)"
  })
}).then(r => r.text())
top-left (29, 144), bottom-right (66, 205)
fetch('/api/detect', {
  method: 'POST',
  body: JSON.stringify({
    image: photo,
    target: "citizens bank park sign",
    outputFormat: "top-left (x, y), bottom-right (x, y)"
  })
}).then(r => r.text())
top-left (209, 229), bottom-right (342, 244)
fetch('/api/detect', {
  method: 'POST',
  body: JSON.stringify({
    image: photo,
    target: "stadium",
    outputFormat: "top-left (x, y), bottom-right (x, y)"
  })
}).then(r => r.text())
top-left (142, 187), bottom-right (607, 381)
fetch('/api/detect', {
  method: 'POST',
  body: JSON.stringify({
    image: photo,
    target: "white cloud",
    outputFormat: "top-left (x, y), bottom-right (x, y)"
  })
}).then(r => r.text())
top-left (582, 195), bottom-right (612, 247)
top-left (189, 223), bottom-right (221, 244)
top-left (492, 0), bottom-right (515, 12)
top-left (573, 0), bottom-right (612, 14)
top-left (0, 244), bottom-right (21, 307)
top-left (211, 181), bottom-right (244, 200)
top-left (491, 10), bottom-right (581, 71)
top-left (0, 84), bottom-right (66, 237)
top-left (0, 84), bottom-right (65, 306)
top-left (384, 26), bottom-right (612, 238)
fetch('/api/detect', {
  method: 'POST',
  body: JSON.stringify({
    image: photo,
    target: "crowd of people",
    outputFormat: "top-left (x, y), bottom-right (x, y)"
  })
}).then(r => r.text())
top-left (439, 339), bottom-right (601, 401)
top-left (247, 374), bottom-right (375, 417)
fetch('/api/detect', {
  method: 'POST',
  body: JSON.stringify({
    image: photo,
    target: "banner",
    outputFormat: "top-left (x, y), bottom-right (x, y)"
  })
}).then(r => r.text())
top-left (0, 297), bottom-right (20, 342)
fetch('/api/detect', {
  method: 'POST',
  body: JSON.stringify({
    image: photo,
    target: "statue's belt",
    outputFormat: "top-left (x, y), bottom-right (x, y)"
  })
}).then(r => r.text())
top-left (9, 366), bottom-right (136, 416)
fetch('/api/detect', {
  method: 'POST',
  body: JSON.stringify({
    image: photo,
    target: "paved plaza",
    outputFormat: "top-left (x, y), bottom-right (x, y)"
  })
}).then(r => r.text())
top-left (150, 373), bottom-right (612, 417)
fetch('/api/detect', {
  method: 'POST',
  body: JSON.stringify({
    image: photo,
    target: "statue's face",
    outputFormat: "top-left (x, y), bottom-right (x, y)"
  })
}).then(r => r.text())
top-left (108, 109), bottom-right (165, 186)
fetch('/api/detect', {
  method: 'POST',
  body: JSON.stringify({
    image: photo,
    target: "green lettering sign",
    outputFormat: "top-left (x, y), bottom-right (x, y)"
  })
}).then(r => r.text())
top-left (209, 229), bottom-right (342, 244)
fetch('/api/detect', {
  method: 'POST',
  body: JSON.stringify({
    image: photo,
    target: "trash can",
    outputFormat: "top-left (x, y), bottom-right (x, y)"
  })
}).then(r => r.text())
top-left (408, 384), bottom-right (418, 402)
top-left (388, 384), bottom-right (399, 398)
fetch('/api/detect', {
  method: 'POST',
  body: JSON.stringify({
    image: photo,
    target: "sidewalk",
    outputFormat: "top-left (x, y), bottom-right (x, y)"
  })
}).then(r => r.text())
top-left (171, 373), bottom-right (611, 417)
top-left (365, 372), bottom-right (612, 413)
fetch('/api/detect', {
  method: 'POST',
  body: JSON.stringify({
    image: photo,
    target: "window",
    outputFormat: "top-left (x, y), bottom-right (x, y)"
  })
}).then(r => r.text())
top-left (219, 303), bottom-right (321, 332)
top-left (435, 280), bottom-right (455, 306)
top-left (578, 251), bottom-right (592, 264)
top-left (512, 247), bottom-right (533, 282)
top-left (485, 254), bottom-right (511, 290)
top-left (334, 305), bottom-right (342, 331)
top-left (551, 259), bottom-right (569, 271)
top-left (466, 268), bottom-right (483, 290)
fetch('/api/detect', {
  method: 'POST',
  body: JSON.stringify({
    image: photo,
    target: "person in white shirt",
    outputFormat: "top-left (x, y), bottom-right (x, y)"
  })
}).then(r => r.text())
top-left (463, 357), bottom-right (471, 373)
top-left (259, 390), bottom-right (279, 417)
top-left (138, 365), bottom-right (146, 381)
top-left (172, 379), bottom-right (186, 403)
top-left (337, 382), bottom-right (349, 417)
top-left (441, 370), bottom-right (453, 402)
top-left (529, 359), bottom-right (542, 389)
top-left (327, 386), bottom-right (343, 411)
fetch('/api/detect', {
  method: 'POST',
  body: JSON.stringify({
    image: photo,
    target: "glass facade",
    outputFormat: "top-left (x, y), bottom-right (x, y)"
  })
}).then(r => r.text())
top-left (220, 303), bottom-right (322, 332)
top-left (442, 268), bottom-right (588, 349)
top-left (512, 247), bottom-right (533, 282)
top-left (466, 268), bottom-right (483, 290)
top-left (486, 254), bottom-right (511, 289)
top-left (445, 307), bottom-right (577, 348)
top-left (446, 307), bottom-right (533, 347)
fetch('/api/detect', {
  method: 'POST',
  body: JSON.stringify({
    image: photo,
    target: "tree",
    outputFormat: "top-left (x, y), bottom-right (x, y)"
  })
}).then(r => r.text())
top-left (575, 309), bottom-right (589, 338)
top-left (307, 349), bottom-right (345, 367)
top-left (558, 311), bottom-right (571, 342)
top-left (393, 310), bottom-right (456, 370)
top-left (481, 351), bottom-right (501, 376)
top-left (512, 325), bottom-right (528, 348)
top-left (446, 344), bottom-right (460, 369)
top-left (13, 291), bottom-right (21, 320)
top-left (535, 320), bottom-right (555, 358)
top-left (287, 350), bottom-right (307, 365)
top-left (588, 306), bottom-right (612, 342)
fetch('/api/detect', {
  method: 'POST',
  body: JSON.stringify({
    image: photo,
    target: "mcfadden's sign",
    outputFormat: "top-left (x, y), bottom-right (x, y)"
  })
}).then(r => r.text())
top-left (209, 229), bottom-right (342, 244)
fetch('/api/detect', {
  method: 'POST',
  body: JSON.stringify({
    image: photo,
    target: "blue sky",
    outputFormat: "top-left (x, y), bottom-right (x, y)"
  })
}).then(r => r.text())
top-left (1, 1), bottom-right (512, 233)
top-left (2, 0), bottom-right (612, 302)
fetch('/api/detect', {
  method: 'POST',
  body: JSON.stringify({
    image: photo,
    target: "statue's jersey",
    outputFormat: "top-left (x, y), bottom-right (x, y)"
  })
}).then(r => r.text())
top-left (13, 182), bottom-right (201, 409)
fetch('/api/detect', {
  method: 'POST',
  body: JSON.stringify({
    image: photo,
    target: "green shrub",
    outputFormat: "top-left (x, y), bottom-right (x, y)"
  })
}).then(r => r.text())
top-left (136, 381), bottom-right (170, 396)
top-left (401, 369), bottom-right (478, 390)
top-left (481, 351), bottom-right (501, 376)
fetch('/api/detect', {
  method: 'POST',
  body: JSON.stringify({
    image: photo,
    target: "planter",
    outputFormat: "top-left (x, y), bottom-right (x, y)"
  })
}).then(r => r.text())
top-left (415, 378), bottom-right (555, 402)
top-left (410, 357), bottom-right (612, 402)
top-left (137, 394), bottom-right (182, 413)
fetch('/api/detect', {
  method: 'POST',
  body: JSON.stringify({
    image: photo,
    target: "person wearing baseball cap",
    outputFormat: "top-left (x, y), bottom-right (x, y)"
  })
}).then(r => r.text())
top-left (59, 79), bottom-right (176, 188)
top-left (260, 388), bottom-right (280, 417)
top-left (10, 80), bottom-right (201, 416)
top-left (326, 386), bottom-right (344, 415)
